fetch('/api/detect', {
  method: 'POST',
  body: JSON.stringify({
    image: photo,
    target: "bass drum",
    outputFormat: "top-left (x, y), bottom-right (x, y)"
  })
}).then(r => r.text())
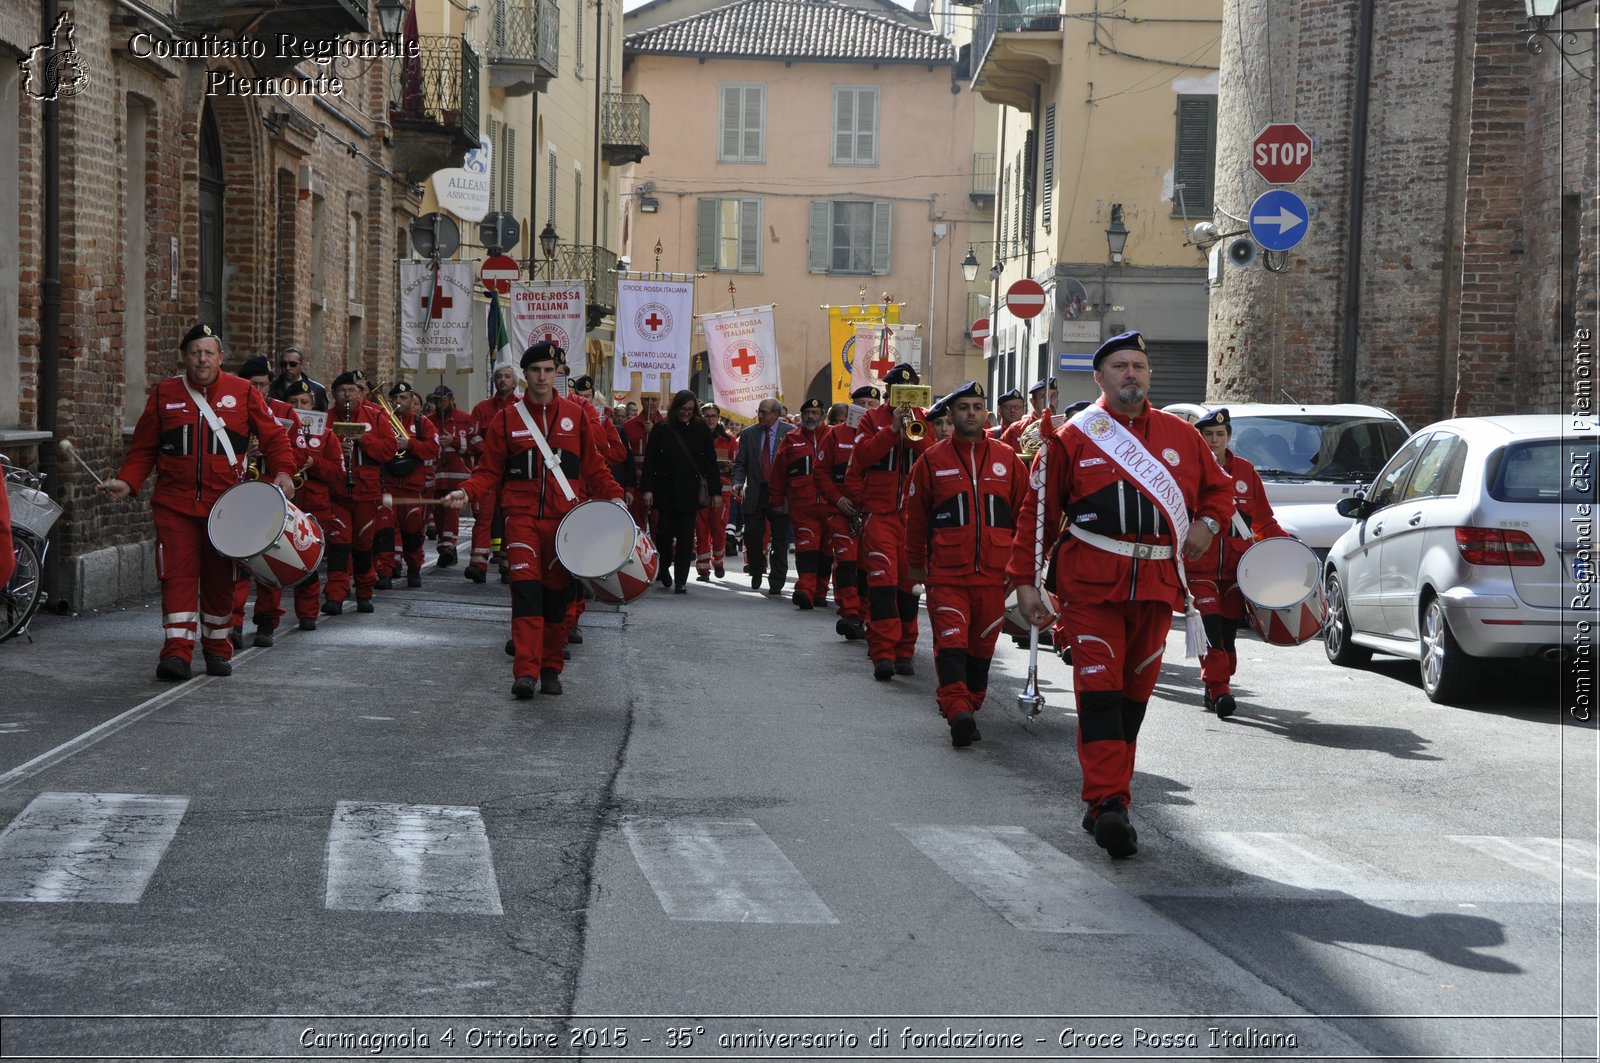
top-left (1236, 537), bottom-right (1325, 646)
top-left (555, 499), bottom-right (658, 605)
top-left (207, 480), bottom-right (324, 589)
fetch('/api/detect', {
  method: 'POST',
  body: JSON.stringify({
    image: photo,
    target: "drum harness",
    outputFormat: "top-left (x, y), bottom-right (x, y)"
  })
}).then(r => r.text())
top-left (511, 402), bottom-right (578, 509)
top-left (181, 377), bottom-right (244, 500)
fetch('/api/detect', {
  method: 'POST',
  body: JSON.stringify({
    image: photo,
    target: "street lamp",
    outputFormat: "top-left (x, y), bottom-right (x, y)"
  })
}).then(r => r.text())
top-left (375, 0), bottom-right (406, 43)
top-left (539, 221), bottom-right (559, 279)
top-left (1105, 204), bottom-right (1129, 264)
top-left (960, 245), bottom-right (980, 283)
top-left (1521, 0), bottom-right (1597, 75)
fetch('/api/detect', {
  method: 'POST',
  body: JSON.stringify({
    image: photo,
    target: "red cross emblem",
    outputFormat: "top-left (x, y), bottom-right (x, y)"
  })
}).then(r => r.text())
top-left (869, 346), bottom-right (896, 376)
top-left (644, 312), bottom-right (664, 333)
top-left (421, 287), bottom-right (453, 319)
top-left (731, 347), bottom-right (757, 376)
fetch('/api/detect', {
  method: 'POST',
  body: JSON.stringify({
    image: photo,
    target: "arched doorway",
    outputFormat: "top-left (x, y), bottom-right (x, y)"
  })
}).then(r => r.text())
top-left (197, 101), bottom-right (225, 333)
top-left (805, 365), bottom-right (831, 406)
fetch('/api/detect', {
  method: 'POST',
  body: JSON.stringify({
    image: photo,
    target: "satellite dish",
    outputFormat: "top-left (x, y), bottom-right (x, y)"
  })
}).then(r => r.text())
top-left (410, 212), bottom-right (461, 258)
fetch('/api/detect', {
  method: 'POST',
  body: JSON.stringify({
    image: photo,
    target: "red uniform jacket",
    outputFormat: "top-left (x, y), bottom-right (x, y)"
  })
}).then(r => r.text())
top-left (621, 412), bottom-right (662, 484)
top-left (998, 412), bottom-right (1037, 450)
top-left (571, 394), bottom-right (630, 466)
top-left (1007, 398), bottom-right (1234, 610)
top-left (427, 407), bottom-right (476, 487)
top-left (289, 422), bottom-right (345, 514)
top-left (711, 430), bottom-right (738, 488)
top-left (813, 422), bottom-right (857, 514)
top-left (906, 436), bottom-right (1031, 586)
top-left (468, 391), bottom-right (519, 462)
top-left (844, 403), bottom-right (931, 516)
top-left (384, 410), bottom-right (442, 493)
top-left (333, 400), bottom-right (400, 504)
top-left (461, 394), bottom-right (623, 519)
top-left (768, 426), bottom-right (826, 515)
top-left (118, 373), bottom-right (297, 517)
top-left (1195, 449), bottom-right (1289, 583)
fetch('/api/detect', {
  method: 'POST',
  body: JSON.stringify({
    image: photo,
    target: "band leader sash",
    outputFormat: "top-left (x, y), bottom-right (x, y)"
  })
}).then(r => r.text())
top-left (180, 376), bottom-right (241, 475)
top-left (511, 400), bottom-right (579, 503)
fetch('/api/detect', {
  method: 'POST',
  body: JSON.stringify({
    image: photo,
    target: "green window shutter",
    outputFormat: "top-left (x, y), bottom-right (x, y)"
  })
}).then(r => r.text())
top-left (1041, 104), bottom-right (1055, 232)
top-left (856, 89), bottom-right (877, 165)
top-left (720, 85), bottom-right (742, 161)
top-left (502, 125), bottom-right (516, 213)
top-left (744, 85), bottom-right (764, 162)
top-left (833, 88), bottom-right (853, 165)
top-left (696, 198), bottom-right (718, 271)
top-left (1173, 94), bottom-right (1217, 216)
top-left (808, 201), bottom-right (830, 273)
top-left (739, 198), bottom-right (761, 273)
top-left (870, 200), bottom-right (892, 275)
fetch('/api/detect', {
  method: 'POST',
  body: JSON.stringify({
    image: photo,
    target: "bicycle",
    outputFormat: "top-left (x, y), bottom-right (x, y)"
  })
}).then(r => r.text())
top-left (3, 455), bottom-right (63, 643)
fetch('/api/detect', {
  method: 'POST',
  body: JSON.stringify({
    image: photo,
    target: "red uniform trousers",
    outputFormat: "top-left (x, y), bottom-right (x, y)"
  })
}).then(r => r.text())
top-left (233, 568), bottom-right (320, 629)
top-left (323, 498), bottom-right (380, 603)
top-left (789, 508), bottom-right (826, 603)
top-left (378, 498), bottom-right (426, 576)
top-left (694, 494), bottom-right (729, 576)
top-left (432, 479), bottom-right (464, 554)
top-left (505, 512), bottom-right (573, 679)
top-left (153, 505), bottom-right (237, 664)
top-left (466, 496), bottom-right (502, 573)
top-left (861, 512), bottom-right (919, 662)
top-left (927, 582), bottom-right (1006, 722)
top-left (824, 513), bottom-right (861, 622)
top-left (1192, 578), bottom-right (1245, 698)
top-left (1062, 599), bottom-right (1170, 811)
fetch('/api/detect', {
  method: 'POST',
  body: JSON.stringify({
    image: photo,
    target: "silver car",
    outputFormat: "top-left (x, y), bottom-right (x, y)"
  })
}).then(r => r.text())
top-left (1322, 414), bottom-right (1595, 703)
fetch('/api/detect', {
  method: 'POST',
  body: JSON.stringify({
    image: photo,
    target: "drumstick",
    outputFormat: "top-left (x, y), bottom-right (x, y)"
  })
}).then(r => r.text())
top-left (58, 439), bottom-right (107, 486)
top-left (381, 493), bottom-right (453, 507)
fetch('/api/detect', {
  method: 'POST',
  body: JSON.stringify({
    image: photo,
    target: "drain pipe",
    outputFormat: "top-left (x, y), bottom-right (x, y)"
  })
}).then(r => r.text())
top-left (1338, 0), bottom-right (1375, 403)
top-left (39, 0), bottom-right (63, 597)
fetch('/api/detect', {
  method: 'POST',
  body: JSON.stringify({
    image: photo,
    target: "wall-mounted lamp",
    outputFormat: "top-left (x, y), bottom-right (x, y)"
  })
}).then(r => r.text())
top-left (960, 245), bottom-right (980, 283)
top-left (1522, 0), bottom-right (1596, 77)
top-left (639, 196), bottom-right (660, 214)
top-left (375, 0), bottom-right (406, 43)
top-left (1105, 204), bottom-right (1129, 264)
top-left (297, 162), bottom-right (314, 201)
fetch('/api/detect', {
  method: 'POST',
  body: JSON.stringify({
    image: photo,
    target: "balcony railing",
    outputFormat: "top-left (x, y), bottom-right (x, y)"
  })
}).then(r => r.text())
top-left (971, 153), bottom-right (997, 201)
top-left (389, 34), bottom-right (480, 150)
top-left (973, 0), bottom-right (1062, 88)
top-left (550, 244), bottom-right (620, 318)
top-left (601, 93), bottom-right (651, 166)
top-left (487, 0), bottom-right (559, 95)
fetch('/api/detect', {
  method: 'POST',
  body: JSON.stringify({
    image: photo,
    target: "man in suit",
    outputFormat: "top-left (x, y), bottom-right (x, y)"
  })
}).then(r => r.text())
top-left (731, 397), bottom-right (796, 594)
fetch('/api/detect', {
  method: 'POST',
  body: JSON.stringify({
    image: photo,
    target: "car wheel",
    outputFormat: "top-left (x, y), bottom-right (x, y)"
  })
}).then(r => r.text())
top-left (1323, 572), bottom-right (1371, 667)
top-left (1420, 594), bottom-right (1479, 704)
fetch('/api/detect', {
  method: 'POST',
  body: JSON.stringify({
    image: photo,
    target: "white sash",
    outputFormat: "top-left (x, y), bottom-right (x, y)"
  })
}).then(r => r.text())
top-left (1068, 403), bottom-right (1206, 657)
top-left (181, 376), bottom-right (241, 474)
top-left (512, 399), bottom-right (578, 503)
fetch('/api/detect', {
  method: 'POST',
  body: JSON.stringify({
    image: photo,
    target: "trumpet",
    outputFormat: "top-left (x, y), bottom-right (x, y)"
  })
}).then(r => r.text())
top-left (372, 386), bottom-right (412, 456)
top-left (888, 384), bottom-right (933, 441)
top-left (243, 434), bottom-right (261, 480)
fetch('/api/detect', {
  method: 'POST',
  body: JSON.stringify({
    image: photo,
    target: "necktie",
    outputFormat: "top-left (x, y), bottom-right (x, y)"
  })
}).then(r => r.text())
top-left (761, 427), bottom-right (775, 480)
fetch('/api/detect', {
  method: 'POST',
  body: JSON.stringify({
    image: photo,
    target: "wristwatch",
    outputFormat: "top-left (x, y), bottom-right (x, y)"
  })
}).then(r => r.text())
top-left (1199, 516), bottom-right (1221, 535)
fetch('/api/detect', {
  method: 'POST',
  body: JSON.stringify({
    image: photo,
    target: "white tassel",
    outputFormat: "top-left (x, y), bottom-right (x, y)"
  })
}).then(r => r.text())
top-left (1184, 594), bottom-right (1205, 659)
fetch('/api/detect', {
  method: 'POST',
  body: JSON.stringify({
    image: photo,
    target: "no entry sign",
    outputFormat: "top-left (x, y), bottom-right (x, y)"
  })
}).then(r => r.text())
top-left (969, 317), bottom-right (990, 346)
top-left (1005, 279), bottom-right (1047, 320)
top-left (481, 254), bottom-right (519, 294)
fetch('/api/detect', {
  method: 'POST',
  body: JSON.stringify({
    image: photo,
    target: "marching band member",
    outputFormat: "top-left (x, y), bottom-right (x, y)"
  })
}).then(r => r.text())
top-left (561, 375), bottom-right (629, 644)
top-left (425, 385), bottom-right (473, 567)
top-left (844, 363), bottom-right (931, 681)
top-left (1191, 407), bottom-right (1289, 718)
top-left (695, 402), bottom-right (738, 581)
top-left (1010, 331), bottom-right (1232, 859)
top-left (815, 389), bottom-right (875, 641)
top-left (622, 395), bottom-right (663, 539)
top-left (276, 378), bottom-right (344, 632)
top-left (988, 387), bottom-right (1026, 440)
top-left (768, 397), bottom-right (828, 610)
top-left (231, 355), bottom-right (302, 648)
top-left (443, 342), bottom-right (622, 700)
top-left (464, 363), bottom-right (521, 583)
top-left (906, 382), bottom-right (1030, 747)
top-left (100, 323), bottom-right (296, 681)
top-left (378, 381), bottom-right (441, 589)
top-left (1000, 377), bottom-right (1058, 450)
top-left (321, 370), bottom-right (398, 615)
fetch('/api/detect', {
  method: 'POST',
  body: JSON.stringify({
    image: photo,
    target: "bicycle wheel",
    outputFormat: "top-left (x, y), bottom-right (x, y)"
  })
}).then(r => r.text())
top-left (0, 535), bottom-right (43, 643)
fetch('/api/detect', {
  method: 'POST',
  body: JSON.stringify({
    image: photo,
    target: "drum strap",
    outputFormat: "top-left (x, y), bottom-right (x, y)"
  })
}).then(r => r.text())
top-left (182, 377), bottom-right (241, 475)
top-left (512, 401), bottom-right (578, 503)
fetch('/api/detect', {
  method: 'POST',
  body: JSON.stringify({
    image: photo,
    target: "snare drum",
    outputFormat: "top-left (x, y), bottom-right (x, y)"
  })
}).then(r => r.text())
top-left (207, 480), bottom-right (325, 589)
top-left (1235, 537), bottom-right (1325, 646)
top-left (1002, 587), bottom-right (1060, 638)
top-left (555, 499), bottom-right (659, 604)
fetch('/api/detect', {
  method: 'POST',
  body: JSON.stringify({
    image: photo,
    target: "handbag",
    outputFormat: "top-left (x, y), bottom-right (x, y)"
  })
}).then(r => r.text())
top-left (667, 425), bottom-right (711, 507)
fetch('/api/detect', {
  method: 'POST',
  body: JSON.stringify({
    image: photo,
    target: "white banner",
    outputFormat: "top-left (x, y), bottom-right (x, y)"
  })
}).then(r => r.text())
top-left (613, 277), bottom-right (695, 394)
top-left (431, 133), bottom-right (492, 224)
top-left (703, 305), bottom-right (781, 421)
top-left (508, 280), bottom-right (588, 378)
top-left (399, 261), bottom-right (475, 371)
top-left (850, 323), bottom-right (920, 393)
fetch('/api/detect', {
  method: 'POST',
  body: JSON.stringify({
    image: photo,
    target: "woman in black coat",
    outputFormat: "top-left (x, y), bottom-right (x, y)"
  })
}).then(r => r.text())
top-left (642, 389), bottom-right (722, 592)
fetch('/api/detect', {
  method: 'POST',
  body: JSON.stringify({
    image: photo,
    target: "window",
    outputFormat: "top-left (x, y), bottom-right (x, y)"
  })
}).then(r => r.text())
top-left (1011, 148), bottom-right (1023, 256)
top-left (719, 83), bottom-right (765, 163)
top-left (547, 148), bottom-right (557, 223)
top-left (1172, 94), bottom-right (1217, 216)
top-left (831, 86), bottom-right (878, 166)
top-left (573, 165), bottom-right (583, 244)
top-left (807, 199), bottom-right (891, 275)
top-left (1368, 433), bottom-right (1432, 510)
top-left (499, 123), bottom-right (516, 213)
top-left (998, 161), bottom-right (1008, 255)
top-left (1398, 433), bottom-right (1465, 503)
top-left (309, 193), bottom-right (327, 294)
top-left (346, 211), bottom-right (362, 305)
top-left (1491, 440), bottom-right (1598, 504)
top-left (576, 4), bottom-right (585, 78)
top-left (696, 197), bottom-right (762, 273)
top-left (1041, 104), bottom-right (1055, 233)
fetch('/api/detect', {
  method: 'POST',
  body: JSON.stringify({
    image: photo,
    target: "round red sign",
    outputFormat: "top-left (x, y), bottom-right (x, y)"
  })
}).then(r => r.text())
top-left (1004, 279), bottom-right (1047, 320)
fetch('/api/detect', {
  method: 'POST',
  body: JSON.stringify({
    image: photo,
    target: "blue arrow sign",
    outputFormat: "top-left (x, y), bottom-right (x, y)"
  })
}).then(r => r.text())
top-left (1248, 189), bottom-right (1310, 252)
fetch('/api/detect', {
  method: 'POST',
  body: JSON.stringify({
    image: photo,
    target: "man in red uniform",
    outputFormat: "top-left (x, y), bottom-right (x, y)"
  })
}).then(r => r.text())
top-left (378, 381), bottom-right (441, 588)
top-left (1011, 331), bottom-right (1232, 859)
top-left (844, 363), bottom-right (931, 681)
top-left (907, 382), bottom-right (1031, 746)
top-left (321, 370), bottom-right (398, 615)
top-left (444, 342), bottom-right (622, 700)
top-left (1191, 407), bottom-right (1289, 718)
top-left (230, 355), bottom-right (304, 648)
top-left (815, 387), bottom-right (876, 641)
top-left (464, 363), bottom-right (521, 582)
top-left (426, 385), bottom-right (474, 566)
top-left (1000, 377), bottom-right (1058, 451)
top-left (274, 378), bottom-right (344, 633)
top-left (695, 402), bottom-right (738, 581)
top-left (768, 397), bottom-right (829, 610)
top-left (101, 323), bottom-right (297, 680)
top-left (621, 395), bottom-right (662, 535)
top-left (988, 387), bottom-right (1025, 441)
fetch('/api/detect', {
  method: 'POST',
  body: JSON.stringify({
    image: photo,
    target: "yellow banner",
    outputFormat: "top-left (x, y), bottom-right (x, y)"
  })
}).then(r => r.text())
top-left (828, 304), bottom-right (901, 404)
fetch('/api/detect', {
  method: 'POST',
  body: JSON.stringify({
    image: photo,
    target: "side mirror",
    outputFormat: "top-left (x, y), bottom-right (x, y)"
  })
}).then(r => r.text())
top-left (1336, 496), bottom-right (1367, 520)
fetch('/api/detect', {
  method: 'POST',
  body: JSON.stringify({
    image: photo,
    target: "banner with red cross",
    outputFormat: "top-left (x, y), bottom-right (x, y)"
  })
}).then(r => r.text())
top-left (612, 277), bottom-right (695, 394)
top-left (508, 280), bottom-right (588, 379)
top-left (850, 322), bottom-right (920, 395)
top-left (399, 260), bottom-right (475, 371)
top-left (702, 305), bottom-right (781, 421)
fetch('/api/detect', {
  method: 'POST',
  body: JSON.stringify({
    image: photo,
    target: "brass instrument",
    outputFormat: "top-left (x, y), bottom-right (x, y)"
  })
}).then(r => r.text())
top-left (331, 400), bottom-right (368, 490)
top-left (372, 386), bottom-right (412, 455)
top-left (888, 384), bottom-right (933, 441)
top-left (243, 434), bottom-right (261, 480)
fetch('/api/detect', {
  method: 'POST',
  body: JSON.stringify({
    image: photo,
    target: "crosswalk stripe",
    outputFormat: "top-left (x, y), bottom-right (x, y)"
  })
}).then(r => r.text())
top-left (895, 824), bottom-right (1158, 934)
top-left (0, 792), bottom-right (188, 903)
top-left (1184, 831), bottom-right (1385, 895)
top-left (1448, 835), bottom-right (1600, 892)
top-left (621, 817), bottom-right (838, 924)
top-left (324, 801), bottom-right (503, 915)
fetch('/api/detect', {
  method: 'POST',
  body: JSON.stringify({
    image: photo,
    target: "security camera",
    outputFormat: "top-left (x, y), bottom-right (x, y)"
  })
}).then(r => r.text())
top-left (1190, 221), bottom-right (1220, 251)
top-left (1227, 237), bottom-right (1259, 270)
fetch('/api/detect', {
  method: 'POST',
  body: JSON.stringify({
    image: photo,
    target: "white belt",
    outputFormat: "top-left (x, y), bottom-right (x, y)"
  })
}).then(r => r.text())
top-left (1069, 524), bottom-right (1174, 560)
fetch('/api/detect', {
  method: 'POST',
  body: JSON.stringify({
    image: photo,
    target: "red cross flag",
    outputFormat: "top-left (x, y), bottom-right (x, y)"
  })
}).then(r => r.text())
top-left (613, 276), bottom-right (695, 394)
top-left (508, 280), bottom-right (588, 377)
top-left (702, 305), bottom-right (781, 421)
top-left (399, 260), bottom-right (474, 371)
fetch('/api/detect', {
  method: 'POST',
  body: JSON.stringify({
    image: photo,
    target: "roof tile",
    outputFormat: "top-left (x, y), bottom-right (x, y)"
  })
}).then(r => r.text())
top-left (624, 0), bottom-right (954, 64)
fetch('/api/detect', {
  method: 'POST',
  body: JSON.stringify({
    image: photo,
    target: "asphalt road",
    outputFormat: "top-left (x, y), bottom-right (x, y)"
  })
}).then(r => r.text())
top-left (0, 549), bottom-right (1594, 1062)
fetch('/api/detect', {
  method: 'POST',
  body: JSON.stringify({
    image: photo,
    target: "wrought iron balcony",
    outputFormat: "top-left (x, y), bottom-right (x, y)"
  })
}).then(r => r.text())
top-left (972, 0), bottom-right (1063, 113)
top-left (487, 0), bottom-right (559, 96)
top-left (601, 93), bottom-right (651, 166)
top-left (971, 153), bottom-right (996, 203)
top-left (388, 35), bottom-right (481, 181)
top-left (547, 244), bottom-right (620, 324)
top-left (177, 0), bottom-right (368, 76)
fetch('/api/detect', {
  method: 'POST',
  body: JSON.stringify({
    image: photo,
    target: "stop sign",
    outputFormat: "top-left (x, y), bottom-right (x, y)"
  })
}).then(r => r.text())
top-left (1005, 279), bottom-right (1047, 319)
top-left (969, 317), bottom-right (990, 346)
top-left (481, 254), bottom-right (519, 294)
top-left (1252, 123), bottom-right (1313, 184)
